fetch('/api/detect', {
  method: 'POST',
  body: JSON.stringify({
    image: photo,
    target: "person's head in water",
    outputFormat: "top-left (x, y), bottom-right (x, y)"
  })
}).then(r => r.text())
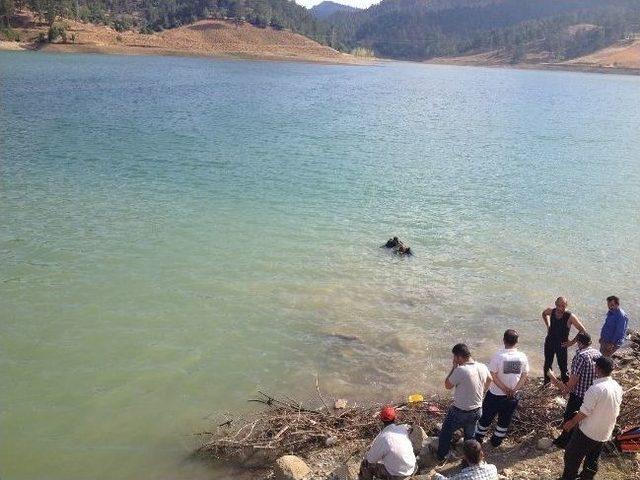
top-left (555, 296), bottom-right (568, 314)
top-left (606, 295), bottom-right (620, 311)
top-left (461, 440), bottom-right (485, 466)
top-left (575, 332), bottom-right (592, 349)
top-left (452, 343), bottom-right (471, 365)
top-left (393, 236), bottom-right (398, 242)
top-left (503, 329), bottom-right (519, 348)
top-left (594, 356), bottom-right (614, 378)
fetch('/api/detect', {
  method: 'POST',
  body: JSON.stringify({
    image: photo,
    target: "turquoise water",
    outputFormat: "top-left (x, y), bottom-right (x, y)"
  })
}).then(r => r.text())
top-left (1, 51), bottom-right (639, 480)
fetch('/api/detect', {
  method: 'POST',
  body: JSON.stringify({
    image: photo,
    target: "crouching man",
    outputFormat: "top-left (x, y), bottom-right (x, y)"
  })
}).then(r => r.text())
top-left (359, 406), bottom-right (417, 480)
top-left (433, 440), bottom-right (498, 480)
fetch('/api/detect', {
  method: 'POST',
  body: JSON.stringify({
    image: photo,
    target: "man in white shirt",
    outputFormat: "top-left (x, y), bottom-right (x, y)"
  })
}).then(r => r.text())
top-left (437, 344), bottom-right (492, 461)
top-left (475, 329), bottom-right (529, 447)
top-left (359, 405), bottom-right (416, 480)
top-left (560, 356), bottom-right (623, 480)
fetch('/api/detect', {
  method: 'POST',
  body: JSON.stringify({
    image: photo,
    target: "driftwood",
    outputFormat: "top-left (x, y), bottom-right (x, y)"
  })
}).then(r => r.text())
top-left (197, 331), bottom-right (640, 460)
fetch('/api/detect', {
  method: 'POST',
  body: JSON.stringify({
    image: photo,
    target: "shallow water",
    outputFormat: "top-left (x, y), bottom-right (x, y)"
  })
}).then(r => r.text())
top-left (1, 51), bottom-right (639, 479)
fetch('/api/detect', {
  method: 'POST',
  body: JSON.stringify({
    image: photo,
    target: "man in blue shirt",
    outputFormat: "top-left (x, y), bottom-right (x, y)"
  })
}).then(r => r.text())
top-left (599, 296), bottom-right (629, 356)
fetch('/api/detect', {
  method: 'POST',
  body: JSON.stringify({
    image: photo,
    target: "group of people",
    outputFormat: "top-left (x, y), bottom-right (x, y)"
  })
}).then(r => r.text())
top-left (358, 296), bottom-right (630, 480)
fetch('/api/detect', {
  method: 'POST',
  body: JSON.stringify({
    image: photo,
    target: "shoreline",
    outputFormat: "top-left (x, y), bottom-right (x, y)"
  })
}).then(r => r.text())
top-left (3, 39), bottom-right (639, 74)
top-left (199, 331), bottom-right (640, 479)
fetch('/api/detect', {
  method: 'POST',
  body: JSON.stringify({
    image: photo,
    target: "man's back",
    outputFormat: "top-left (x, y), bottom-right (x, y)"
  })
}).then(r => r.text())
top-left (571, 347), bottom-right (601, 398)
top-left (579, 377), bottom-right (623, 442)
top-left (450, 362), bottom-right (491, 410)
top-left (366, 424), bottom-right (416, 476)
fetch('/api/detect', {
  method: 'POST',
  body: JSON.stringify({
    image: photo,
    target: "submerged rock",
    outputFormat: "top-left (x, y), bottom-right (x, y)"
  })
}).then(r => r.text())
top-left (274, 455), bottom-right (312, 480)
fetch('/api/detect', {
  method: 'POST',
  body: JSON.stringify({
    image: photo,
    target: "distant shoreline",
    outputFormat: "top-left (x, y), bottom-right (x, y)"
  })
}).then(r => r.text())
top-left (425, 57), bottom-right (640, 77)
top-left (4, 40), bottom-right (639, 76)
top-left (0, 40), bottom-right (369, 65)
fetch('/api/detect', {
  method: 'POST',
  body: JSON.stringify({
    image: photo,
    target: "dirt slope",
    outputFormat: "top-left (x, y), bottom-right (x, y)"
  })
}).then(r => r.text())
top-left (2, 12), bottom-right (360, 64)
top-left (566, 38), bottom-right (640, 70)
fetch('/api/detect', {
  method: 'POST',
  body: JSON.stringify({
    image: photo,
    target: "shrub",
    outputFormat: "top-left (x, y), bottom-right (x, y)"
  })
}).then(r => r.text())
top-left (47, 24), bottom-right (66, 43)
top-left (0, 27), bottom-right (20, 42)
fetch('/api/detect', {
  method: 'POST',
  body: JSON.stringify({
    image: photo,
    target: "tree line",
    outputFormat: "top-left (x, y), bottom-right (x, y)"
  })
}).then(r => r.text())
top-left (324, 0), bottom-right (640, 61)
top-left (1, 0), bottom-right (328, 43)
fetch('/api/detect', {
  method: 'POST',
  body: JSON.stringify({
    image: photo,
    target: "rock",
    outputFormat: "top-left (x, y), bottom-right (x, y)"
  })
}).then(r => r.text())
top-left (417, 437), bottom-right (439, 468)
top-left (537, 437), bottom-right (555, 451)
top-left (554, 396), bottom-right (567, 407)
top-left (334, 399), bottom-right (348, 409)
top-left (501, 467), bottom-right (514, 478)
top-left (274, 455), bottom-right (312, 480)
top-left (329, 461), bottom-right (359, 480)
top-left (409, 425), bottom-right (429, 453)
top-left (325, 435), bottom-right (338, 447)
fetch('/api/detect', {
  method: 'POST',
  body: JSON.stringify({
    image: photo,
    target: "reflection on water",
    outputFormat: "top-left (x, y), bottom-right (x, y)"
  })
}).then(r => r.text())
top-left (1, 52), bottom-right (639, 480)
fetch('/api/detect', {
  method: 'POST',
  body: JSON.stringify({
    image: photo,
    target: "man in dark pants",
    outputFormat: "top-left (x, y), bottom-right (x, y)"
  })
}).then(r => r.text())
top-left (542, 297), bottom-right (586, 384)
top-left (561, 357), bottom-right (622, 480)
top-left (437, 344), bottom-right (491, 461)
top-left (475, 329), bottom-right (529, 447)
top-left (549, 332), bottom-right (601, 448)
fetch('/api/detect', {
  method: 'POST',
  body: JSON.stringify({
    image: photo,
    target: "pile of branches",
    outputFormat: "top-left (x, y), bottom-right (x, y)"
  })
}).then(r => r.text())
top-left (197, 331), bottom-right (640, 461)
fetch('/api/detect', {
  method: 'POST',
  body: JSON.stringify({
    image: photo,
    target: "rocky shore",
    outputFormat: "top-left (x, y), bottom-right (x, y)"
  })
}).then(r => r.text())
top-left (198, 331), bottom-right (640, 479)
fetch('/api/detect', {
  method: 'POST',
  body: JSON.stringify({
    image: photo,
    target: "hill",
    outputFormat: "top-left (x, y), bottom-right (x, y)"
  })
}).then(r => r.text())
top-left (0, 11), bottom-right (358, 63)
top-left (309, 1), bottom-right (359, 20)
top-left (324, 0), bottom-right (640, 62)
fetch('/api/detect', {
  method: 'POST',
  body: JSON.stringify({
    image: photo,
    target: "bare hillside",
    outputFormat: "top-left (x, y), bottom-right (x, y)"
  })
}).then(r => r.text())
top-left (1, 12), bottom-right (360, 64)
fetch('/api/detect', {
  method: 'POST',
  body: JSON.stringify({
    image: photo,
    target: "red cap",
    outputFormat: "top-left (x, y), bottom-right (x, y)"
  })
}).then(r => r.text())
top-left (380, 405), bottom-right (396, 422)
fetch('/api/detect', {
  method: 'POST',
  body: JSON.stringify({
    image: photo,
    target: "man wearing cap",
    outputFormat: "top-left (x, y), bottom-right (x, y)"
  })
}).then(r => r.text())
top-left (359, 406), bottom-right (416, 480)
top-left (437, 344), bottom-right (492, 462)
top-left (560, 357), bottom-right (623, 480)
top-left (549, 332), bottom-right (601, 448)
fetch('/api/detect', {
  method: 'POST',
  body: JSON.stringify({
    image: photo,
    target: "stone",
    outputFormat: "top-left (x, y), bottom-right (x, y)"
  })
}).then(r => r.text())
top-left (417, 437), bottom-right (439, 468)
top-left (501, 467), bottom-right (514, 478)
top-left (409, 425), bottom-right (429, 453)
top-left (537, 437), bottom-right (555, 451)
top-left (329, 461), bottom-right (359, 480)
top-left (274, 455), bottom-right (312, 480)
top-left (325, 435), bottom-right (338, 447)
top-left (334, 399), bottom-right (348, 409)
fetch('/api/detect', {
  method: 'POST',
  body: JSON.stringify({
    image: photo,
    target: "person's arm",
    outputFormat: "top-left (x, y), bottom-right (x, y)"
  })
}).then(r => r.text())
top-left (563, 374), bottom-right (579, 394)
top-left (514, 372), bottom-right (528, 393)
top-left (490, 370), bottom-right (512, 396)
top-left (563, 314), bottom-right (587, 347)
top-left (542, 308), bottom-right (552, 329)
top-left (563, 411), bottom-right (587, 432)
top-left (484, 370), bottom-right (493, 392)
top-left (365, 435), bottom-right (387, 464)
top-left (613, 312), bottom-right (628, 345)
top-left (444, 363), bottom-right (458, 390)
top-left (600, 315), bottom-right (613, 343)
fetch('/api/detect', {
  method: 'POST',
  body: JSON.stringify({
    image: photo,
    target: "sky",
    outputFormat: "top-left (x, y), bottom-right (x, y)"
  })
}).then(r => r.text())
top-left (296, 0), bottom-right (378, 10)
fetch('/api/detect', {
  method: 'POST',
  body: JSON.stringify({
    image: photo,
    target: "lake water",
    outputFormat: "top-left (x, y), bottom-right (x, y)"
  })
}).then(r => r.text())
top-left (1, 51), bottom-right (639, 480)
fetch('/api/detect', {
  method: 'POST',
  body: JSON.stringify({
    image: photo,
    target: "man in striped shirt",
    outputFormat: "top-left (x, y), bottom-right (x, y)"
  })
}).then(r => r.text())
top-left (549, 332), bottom-right (601, 448)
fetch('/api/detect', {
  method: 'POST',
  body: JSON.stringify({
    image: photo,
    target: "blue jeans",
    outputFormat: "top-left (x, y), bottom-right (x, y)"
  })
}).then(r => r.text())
top-left (437, 405), bottom-right (481, 460)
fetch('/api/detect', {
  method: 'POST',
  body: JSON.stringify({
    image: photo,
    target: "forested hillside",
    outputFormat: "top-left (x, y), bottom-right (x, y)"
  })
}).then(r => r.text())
top-left (0, 0), bottom-right (327, 42)
top-left (325, 0), bottom-right (640, 60)
top-left (310, 1), bottom-right (358, 20)
top-left (2, 0), bottom-right (640, 63)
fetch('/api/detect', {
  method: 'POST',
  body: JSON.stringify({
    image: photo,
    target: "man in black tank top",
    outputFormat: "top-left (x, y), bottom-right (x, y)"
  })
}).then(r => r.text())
top-left (541, 297), bottom-right (587, 384)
